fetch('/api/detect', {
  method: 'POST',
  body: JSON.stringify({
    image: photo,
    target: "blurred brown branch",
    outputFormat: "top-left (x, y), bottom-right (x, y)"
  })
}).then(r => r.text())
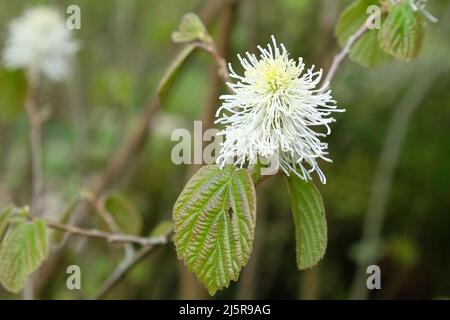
top-left (93, 229), bottom-right (173, 300)
top-left (24, 70), bottom-right (46, 301)
top-left (39, 218), bottom-right (171, 247)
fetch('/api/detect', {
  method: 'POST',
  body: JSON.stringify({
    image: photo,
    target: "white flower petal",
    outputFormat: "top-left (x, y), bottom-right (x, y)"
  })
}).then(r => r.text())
top-left (2, 7), bottom-right (79, 81)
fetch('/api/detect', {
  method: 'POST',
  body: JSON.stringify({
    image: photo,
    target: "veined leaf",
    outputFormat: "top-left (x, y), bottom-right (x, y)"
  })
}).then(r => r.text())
top-left (173, 165), bottom-right (256, 295)
top-left (379, 2), bottom-right (425, 61)
top-left (285, 175), bottom-right (327, 270)
top-left (0, 219), bottom-right (49, 293)
top-left (104, 193), bottom-right (142, 235)
top-left (172, 13), bottom-right (208, 43)
top-left (157, 44), bottom-right (196, 103)
top-left (336, 0), bottom-right (391, 67)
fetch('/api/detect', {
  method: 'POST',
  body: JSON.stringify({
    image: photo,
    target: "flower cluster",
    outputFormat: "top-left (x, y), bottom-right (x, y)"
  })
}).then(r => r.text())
top-left (215, 36), bottom-right (343, 183)
top-left (2, 7), bottom-right (79, 81)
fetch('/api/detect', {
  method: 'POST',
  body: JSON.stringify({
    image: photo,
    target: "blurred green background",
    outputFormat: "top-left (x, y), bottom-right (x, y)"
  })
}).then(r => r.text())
top-left (0, 0), bottom-right (449, 299)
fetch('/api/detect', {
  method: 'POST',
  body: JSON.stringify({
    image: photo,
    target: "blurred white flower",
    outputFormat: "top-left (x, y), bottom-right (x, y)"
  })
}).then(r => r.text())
top-left (2, 7), bottom-right (79, 81)
top-left (215, 36), bottom-right (343, 183)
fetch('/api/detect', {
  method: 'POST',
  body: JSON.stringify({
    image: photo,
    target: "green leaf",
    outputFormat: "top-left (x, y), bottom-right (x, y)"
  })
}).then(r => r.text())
top-left (150, 220), bottom-right (174, 238)
top-left (173, 165), bottom-right (256, 295)
top-left (350, 26), bottom-right (392, 67)
top-left (0, 219), bottom-right (49, 293)
top-left (104, 193), bottom-right (142, 235)
top-left (0, 207), bottom-right (13, 243)
top-left (285, 175), bottom-right (327, 270)
top-left (157, 44), bottom-right (196, 103)
top-left (172, 13), bottom-right (208, 43)
top-left (336, 0), bottom-right (391, 67)
top-left (379, 2), bottom-right (425, 61)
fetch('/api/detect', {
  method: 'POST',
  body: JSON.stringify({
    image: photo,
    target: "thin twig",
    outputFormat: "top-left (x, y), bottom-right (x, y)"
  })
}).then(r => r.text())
top-left (41, 219), bottom-right (169, 247)
top-left (25, 71), bottom-right (44, 212)
top-left (93, 230), bottom-right (173, 300)
top-left (84, 192), bottom-right (120, 232)
top-left (195, 41), bottom-right (231, 84)
top-left (23, 70), bottom-right (43, 301)
top-left (322, 11), bottom-right (379, 87)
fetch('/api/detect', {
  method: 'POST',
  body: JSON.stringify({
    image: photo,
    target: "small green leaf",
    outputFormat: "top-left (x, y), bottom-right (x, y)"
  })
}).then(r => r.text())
top-left (157, 44), bottom-right (196, 103)
top-left (104, 193), bottom-right (142, 235)
top-left (173, 165), bottom-right (256, 295)
top-left (336, 0), bottom-right (391, 67)
top-left (0, 207), bottom-right (13, 243)
top-left (285, 175), bottom-right (327, 270)
top-left (0, 219), bottom-right (49, 293)
top-left (149, 220), bottom-right (173, 238)
top-left (379, 2), bottom-right (425, 61)
top-left (172, 13), bottom-right (208, 43)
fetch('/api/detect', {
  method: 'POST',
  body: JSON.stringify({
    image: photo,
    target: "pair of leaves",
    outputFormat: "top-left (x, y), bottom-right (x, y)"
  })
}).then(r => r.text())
top-left (173, 165), bottom-right (256, 295)
top-left (171, 13), bottom-right (208, 43)
top-left (0, 218), bottom-right (49, 293)
top-left (336, 0), bottom-right (391, 67)
top-left (336, 0), bottom-right (426, 67)
top-left (173, 165), bottom-right (327, 295)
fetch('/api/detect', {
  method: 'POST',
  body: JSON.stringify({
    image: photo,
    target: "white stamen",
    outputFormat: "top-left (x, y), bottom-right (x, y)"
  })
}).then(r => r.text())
top-left (215, 36), bottom-right (344, 183)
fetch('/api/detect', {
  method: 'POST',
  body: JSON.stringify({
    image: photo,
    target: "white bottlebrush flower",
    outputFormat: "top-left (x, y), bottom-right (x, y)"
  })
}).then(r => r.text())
top-left (2, 7), bottom-right (79, 81)
top-left (215, 36), bottom-right (343, 183)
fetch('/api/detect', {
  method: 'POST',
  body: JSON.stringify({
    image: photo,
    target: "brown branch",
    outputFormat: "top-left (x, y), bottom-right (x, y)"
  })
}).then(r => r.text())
top-left (93, 229), bottom-right (173, 300)
top-left (25, 71), bottom-right (44, 212)
top-left (41, 218), bottom-right (170, 247)
top-left (91, 0), bottom-right (230, 197)
top-left (195, 41), bottom-right (231, 84)
top-left (24, 70), bottom-right (44, 301)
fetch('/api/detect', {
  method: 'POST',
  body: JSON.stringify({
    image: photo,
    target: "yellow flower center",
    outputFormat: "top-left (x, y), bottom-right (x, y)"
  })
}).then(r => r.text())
top-left (253, 57), bottom-right (296, 94)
